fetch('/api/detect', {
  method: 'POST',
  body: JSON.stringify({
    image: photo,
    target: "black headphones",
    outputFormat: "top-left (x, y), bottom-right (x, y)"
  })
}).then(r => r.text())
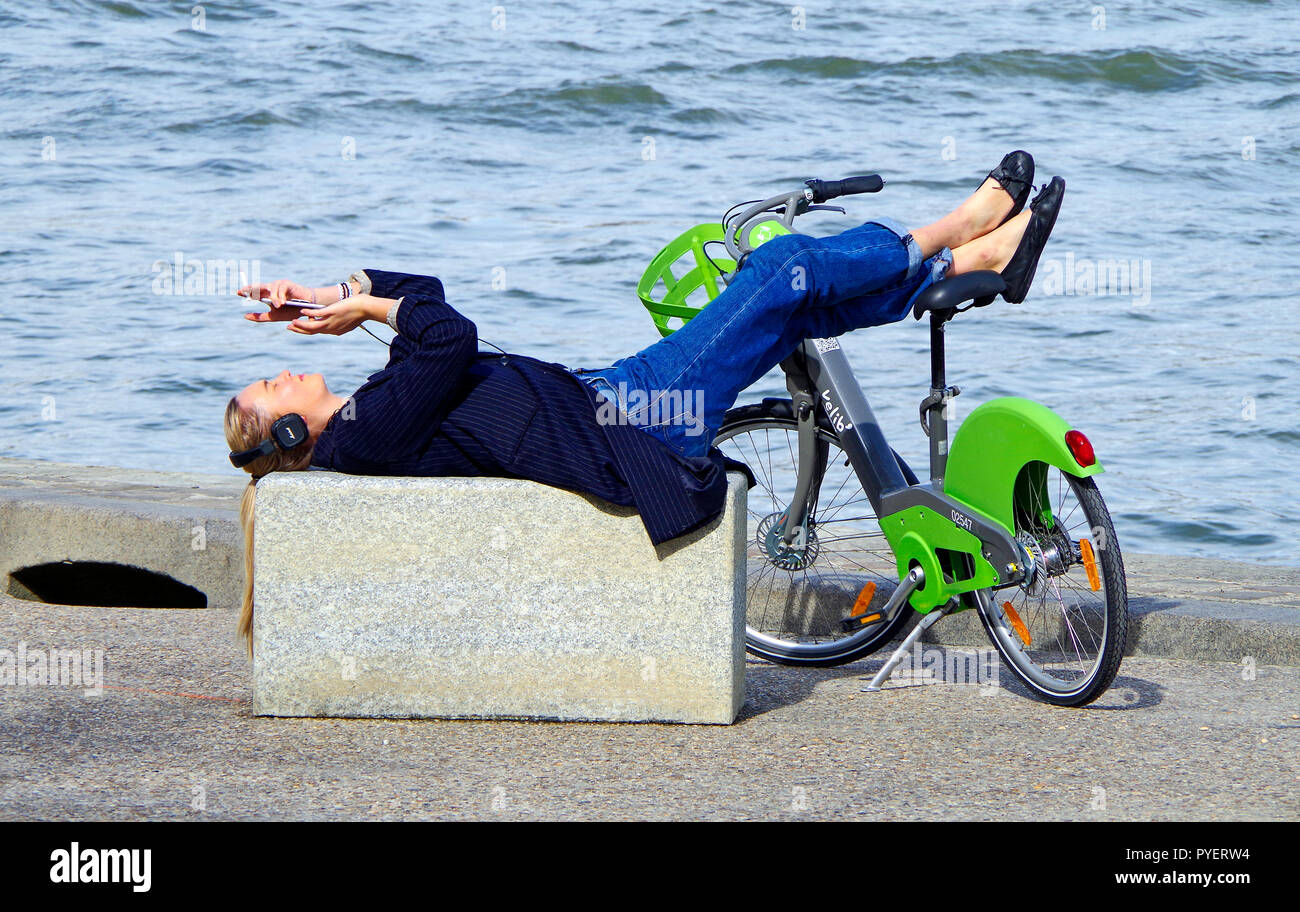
top-left (229, 413), bottom-right (310, 468)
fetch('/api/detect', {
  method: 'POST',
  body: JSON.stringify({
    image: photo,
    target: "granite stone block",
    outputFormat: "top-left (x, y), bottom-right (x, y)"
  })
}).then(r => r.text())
top-left (252, 472), bottom-right (747, 723)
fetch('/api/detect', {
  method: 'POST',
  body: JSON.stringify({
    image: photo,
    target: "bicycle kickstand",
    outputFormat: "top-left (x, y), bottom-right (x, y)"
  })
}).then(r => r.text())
top-left (862, 569), bottom-right (953, 692)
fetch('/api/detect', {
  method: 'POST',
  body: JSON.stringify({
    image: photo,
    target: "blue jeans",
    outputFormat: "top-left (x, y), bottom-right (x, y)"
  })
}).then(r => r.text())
top-left (572, 219), bottom-right (952, 457)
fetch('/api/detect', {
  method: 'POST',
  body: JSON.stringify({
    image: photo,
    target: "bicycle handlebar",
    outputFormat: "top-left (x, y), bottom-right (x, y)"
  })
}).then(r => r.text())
top-left (721, 173), bottom-right (886, 269)
top-left (804, 174), bottom-right (884, 203)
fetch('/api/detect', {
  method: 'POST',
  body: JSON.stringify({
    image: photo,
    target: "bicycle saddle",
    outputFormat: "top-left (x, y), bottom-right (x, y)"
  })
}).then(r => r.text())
top-left (911, 270), bottom-right (1007, 320)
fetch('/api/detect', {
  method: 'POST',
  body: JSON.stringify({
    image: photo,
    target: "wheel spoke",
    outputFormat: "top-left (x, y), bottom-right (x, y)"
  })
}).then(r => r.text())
top-left (717, 415), bottom-right (906, 658)
top-left (982, 466), bottom-right (1125, 703)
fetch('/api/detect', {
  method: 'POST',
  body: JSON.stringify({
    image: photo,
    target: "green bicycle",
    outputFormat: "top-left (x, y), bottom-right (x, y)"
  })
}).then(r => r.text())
top-left (638, 176), bottom-right (1128, 706)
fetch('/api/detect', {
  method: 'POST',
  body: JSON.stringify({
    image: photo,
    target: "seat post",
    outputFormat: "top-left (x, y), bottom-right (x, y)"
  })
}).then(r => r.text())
top-left (929, 309), bottom-right (948, 391)
top-left (925, 310), bottom-right (954, 482)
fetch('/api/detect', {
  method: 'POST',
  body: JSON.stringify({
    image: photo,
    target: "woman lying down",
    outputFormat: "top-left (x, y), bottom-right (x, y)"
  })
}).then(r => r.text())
top-left (225, 151), bottom-right (1063, 649)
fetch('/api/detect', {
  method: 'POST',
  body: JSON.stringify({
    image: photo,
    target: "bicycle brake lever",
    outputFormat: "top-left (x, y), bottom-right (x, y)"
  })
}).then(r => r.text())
top-left (802, 205), bottom-right (846, 215)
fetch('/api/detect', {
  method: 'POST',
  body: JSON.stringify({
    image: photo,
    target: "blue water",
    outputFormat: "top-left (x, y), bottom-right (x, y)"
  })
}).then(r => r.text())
top-left (1, 0), bottom-right (1297, 564)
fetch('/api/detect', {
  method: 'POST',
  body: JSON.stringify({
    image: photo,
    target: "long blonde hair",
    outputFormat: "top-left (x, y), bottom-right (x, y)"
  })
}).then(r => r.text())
top-left (224, 397), bottom-right (315, 653)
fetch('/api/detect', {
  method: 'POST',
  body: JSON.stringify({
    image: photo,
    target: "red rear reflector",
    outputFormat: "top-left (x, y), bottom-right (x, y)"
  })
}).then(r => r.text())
top-left (1065, 430), bottom-right (1095, 467)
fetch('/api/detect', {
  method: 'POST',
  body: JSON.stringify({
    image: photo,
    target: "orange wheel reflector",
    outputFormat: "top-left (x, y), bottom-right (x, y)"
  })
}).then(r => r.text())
top-left (850, 581), bottom-right (878, 617)
top-left (1003, 602), bottom-right (1031, 646)
top-left (1079, 538), bottom-right (1101, 591)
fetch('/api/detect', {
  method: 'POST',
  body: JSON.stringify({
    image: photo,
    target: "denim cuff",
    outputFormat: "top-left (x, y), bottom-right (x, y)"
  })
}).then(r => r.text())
top-left (866, 216), bottom-right (922, 280)
top-left (929, 248), bottom-right (954, 282)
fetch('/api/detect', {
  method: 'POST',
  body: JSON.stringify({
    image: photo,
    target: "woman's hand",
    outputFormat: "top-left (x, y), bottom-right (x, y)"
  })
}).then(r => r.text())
top-left (242, 290), bottom-right (394, 334)
top-left (284, 295), bottom-right (379, 336)
top-left (237, 278), bottom-right (313, 308)
top-left (242, 301), bottom-right (315, 324)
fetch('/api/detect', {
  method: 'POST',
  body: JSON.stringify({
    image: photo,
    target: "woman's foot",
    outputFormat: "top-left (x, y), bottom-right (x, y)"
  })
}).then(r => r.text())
top-left (985, 150), bottom-right (1035, 226)
top-left (958, 150), bottom-right (1034, 238)
top-left (999, 176), bottom-right (1065, 303)
top-left (947, 175), bottom-right (1064, 299)
top-left (910, 151), bottom-right (1035, 256)
top-left (948, 210), bottom-right (1031, 275)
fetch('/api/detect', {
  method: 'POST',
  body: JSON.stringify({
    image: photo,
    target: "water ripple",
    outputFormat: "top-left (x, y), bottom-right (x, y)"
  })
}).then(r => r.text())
top-left (0, 0), bottom-right (1296, 566)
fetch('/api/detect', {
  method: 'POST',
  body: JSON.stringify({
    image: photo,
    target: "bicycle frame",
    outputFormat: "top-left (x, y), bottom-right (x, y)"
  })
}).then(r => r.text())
top-left (773, 311), bottom-right (1101, 615)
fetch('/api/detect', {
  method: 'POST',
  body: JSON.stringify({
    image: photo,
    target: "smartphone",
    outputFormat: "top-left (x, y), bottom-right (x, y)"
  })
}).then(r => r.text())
top-left (243, 294), bottom-right (324, 309)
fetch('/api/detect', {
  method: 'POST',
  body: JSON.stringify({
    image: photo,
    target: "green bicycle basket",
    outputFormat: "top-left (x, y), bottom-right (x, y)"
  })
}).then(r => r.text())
top-left (637, 220), bottom-right (791, 337)
top-left (636, 223), bottom-right (733, 337)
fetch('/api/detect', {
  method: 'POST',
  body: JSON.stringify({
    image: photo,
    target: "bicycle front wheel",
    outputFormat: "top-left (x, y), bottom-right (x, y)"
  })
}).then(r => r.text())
top-left (973, 469), bottom-right (1128, 706)
top-left (715, 401), bottom-right (918, 667)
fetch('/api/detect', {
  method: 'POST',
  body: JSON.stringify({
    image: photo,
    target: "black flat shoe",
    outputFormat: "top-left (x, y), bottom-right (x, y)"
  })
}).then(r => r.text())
top-left (1000, 175), bottom-right (1065, 304)
top-left (984, 150), bottom-right (1035, 226)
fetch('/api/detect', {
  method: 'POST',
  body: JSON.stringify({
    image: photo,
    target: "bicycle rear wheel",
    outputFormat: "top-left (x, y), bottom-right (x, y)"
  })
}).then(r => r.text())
top-left (973, 469), bottom-right (1128, 706)
top-left (715, 401), bottom-right (918, 666)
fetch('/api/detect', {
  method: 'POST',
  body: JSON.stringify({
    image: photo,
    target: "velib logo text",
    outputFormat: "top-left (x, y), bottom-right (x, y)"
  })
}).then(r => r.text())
top-left (594, 382), bottom-right (706, 436)
top-left (0, 642), bottom-right (103, 696)
top-left (820, 389), bottom-right (854, 433)
top-left (50, 844), bottom-right (151, 893)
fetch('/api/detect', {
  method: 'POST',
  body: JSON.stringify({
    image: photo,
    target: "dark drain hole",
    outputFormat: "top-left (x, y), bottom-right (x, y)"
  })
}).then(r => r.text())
top-left (8, 561), bottom-right (207, 609)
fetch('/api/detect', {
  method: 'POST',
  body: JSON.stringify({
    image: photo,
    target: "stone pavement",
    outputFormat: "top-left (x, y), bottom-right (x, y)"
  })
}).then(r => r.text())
top-left (1, 594), bottom-right (1295, 821)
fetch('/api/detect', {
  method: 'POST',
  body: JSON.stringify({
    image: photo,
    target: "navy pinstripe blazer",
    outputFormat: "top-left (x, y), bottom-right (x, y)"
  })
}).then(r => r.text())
top-left (309, 269), bottom-right (754, 545)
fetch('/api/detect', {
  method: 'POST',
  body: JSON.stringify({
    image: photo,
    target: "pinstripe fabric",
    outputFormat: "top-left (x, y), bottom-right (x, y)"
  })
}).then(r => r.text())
top-left (309, 269), bottom-right (753, 545)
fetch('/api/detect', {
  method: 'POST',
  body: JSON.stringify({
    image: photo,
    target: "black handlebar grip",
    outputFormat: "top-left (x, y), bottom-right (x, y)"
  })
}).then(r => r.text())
top-left (805, 174), bottom-right (884, 203)
top-left (838, 174), bottom-right (885, 195)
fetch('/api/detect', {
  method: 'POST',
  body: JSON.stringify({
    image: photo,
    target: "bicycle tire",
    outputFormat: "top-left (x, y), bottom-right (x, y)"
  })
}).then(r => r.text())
top-left (972, 471), bottom-right (1128, 706)
top-left (715, 401), bottom-right (920, 667)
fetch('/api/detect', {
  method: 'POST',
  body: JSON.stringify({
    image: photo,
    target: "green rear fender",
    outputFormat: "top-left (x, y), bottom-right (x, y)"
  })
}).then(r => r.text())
top-left (944, 397), bottom-right (1103, 533)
